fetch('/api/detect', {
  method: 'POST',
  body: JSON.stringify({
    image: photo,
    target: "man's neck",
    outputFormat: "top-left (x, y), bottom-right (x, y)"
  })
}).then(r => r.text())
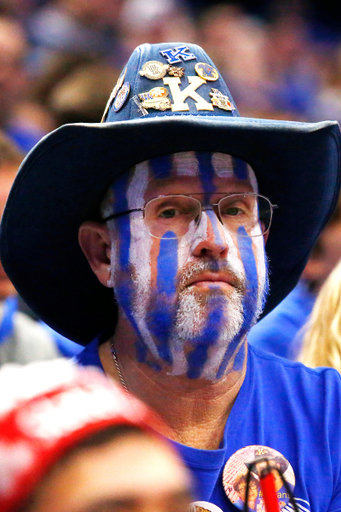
top-left (99, 336), bottom-right (247, 450)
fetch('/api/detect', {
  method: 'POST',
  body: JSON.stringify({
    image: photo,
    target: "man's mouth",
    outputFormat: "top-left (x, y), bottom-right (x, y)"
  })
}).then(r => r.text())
top-left (186, 272), bottom-right (239, 290)
top-left (177, 261), bottom-right (245, 295)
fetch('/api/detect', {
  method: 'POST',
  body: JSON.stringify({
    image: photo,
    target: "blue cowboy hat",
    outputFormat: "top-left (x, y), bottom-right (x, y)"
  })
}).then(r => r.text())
top-left (0, 42), bottom-right (340, 344)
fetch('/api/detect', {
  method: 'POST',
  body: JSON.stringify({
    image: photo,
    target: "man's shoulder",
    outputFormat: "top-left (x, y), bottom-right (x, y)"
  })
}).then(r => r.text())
top-left (249, 344), bottom-right (341, 398)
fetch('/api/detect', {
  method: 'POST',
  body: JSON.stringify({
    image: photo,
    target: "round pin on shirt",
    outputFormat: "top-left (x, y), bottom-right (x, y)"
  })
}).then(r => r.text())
top-left (222, 445), bottom-right (295, 511)
top-left (189, 501), bottom-right (224, 512)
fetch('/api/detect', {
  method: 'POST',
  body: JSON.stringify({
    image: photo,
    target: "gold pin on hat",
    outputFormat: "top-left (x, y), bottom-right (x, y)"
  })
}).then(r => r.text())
top-left (139, 61), bottom-right (170, 80)
top-left (168, 65), bottom-right (185, 77)
top-left (195, 63), bottom-right (219, 81)
top-left (138, 86), bottom-right (171, 111)
top-left (210, 88), bottom-right (235, 111)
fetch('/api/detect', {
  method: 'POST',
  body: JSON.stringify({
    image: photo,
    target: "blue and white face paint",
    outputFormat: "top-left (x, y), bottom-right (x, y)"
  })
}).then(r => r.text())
top-left (102, 152), bottom-right (269, 381)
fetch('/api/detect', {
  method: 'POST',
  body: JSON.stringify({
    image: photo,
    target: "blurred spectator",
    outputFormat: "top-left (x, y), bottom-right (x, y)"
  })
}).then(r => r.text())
top-left (46, 60), bottom-right (119, 125)
top-left (198, 4), bottom-right (322, 120)
top-left (264, 11), bottom-right (321, 118)
top-left (298, 259), bottom-right (341, 371)
top-left (0, 359), bottom-right (192, 512)
top-left (27, 0), bottom-right (125, 71)
top-left (28, 51), bottom-right (119, 126)
top-left (198, 4), bottom-right (287, 119)
top-left (248, 196), bottom-right (341, 359)
top-left (0, 130), bottom-right (80, 362)
top-left (0, 15), bottom-right (28, 128)
top-left (0, 14), bottom-right (55, 152)
top-left (117, 0), bottom-right (196, 58)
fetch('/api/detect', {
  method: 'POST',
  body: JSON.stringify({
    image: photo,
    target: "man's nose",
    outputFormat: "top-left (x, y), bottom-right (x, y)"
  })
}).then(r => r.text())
top-left (191, 210), bottom-right (228, 258)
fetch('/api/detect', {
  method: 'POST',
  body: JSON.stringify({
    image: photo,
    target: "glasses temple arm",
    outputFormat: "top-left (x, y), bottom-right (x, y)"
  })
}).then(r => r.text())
top-left (101, 208), bottom-right (143, 222)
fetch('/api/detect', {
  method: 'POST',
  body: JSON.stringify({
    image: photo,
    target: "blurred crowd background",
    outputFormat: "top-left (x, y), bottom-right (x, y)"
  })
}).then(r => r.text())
top-left (1, 0), bottom-right (341, 365)
top-left (1, 0), bottom-right (341, 156)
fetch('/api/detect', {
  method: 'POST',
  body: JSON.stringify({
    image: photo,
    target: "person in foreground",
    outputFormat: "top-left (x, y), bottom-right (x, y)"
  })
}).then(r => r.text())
top-left (1, 42), bottom-right (341, 512)
top-left (0, 359), bottom-right (192, 512)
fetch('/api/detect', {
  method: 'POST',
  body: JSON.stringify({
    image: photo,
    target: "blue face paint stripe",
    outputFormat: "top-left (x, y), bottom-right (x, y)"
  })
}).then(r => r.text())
top-left (186, 292), bottom-right (226, 379)
top-left (187, 345), bottom-right (210, 379)
top-left (197, 151), bottom-right (216, 203)
top-left (233, 342), bottom-right (246, 371)
top-left (216, 226), bottom-right (259, 378)
top-left (149, 155), bottom-right (173, 179)
top-left (111, 174), bottom-right (131, 270)
top-left (232, 157), bottom-right (248, 180)
top-left (157, 233), bottom-right (178, 296)
top-left (115, 281), bottom-right (161, 370)
top-left (146, 234), bottom-right (178, 365)
top-left (237, 227), bottom-right (259, 329)
top-left (216, 330), bottom-right (242, 379)
top-left (115, 281), bottom-right (145, 359)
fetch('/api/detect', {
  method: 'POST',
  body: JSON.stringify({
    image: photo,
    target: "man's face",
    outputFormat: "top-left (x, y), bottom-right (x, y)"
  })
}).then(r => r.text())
top-left (105, 152), bottom-right (268, 380)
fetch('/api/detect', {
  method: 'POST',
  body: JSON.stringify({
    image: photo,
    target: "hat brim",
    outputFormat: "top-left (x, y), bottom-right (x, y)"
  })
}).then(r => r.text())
top-left (1, 116), bottom-right (340, 344)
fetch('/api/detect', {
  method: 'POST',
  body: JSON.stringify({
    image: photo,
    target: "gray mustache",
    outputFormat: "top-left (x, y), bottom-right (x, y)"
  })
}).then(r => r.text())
top-left (177, 260), bottom-right (246, 293)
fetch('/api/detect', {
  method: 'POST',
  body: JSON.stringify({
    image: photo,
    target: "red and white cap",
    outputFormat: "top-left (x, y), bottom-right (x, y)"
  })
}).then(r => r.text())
top-left (0, 359), bottom-right (163, 512)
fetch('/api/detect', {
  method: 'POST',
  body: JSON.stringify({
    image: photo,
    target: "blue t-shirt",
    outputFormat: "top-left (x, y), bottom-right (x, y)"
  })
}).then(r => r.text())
top-left (75, 340), bottom-right (341, 512)
top-left (248, 280), bottom-right (316, 360)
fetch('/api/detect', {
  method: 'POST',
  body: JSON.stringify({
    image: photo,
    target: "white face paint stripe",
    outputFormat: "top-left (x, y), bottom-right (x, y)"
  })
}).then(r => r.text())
top-left (100, 188), bottom-right (115, 218)
top-left (212, 153), bottom-right (235, 178)
top-left (173, 151), bottom-right (199, 176)
top-left (127, 165), bottom-right (161, 360)
top-left (247, 165), bottom-right (258, 193)
top-left (127, 161), bottom-right (149, 209)
top-left (252, 234), bottom-right (267, 316)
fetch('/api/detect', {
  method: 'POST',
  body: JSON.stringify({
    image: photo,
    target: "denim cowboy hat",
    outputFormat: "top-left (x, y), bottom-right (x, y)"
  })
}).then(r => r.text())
top-left (1, 42), bottom-right (340, 345)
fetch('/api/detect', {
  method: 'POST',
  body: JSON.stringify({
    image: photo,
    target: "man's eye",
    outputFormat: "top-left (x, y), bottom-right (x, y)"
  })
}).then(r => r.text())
top-left (221, 206), bottom-right (245, 216)
top-left (159, 208), bottom-right (179, 219)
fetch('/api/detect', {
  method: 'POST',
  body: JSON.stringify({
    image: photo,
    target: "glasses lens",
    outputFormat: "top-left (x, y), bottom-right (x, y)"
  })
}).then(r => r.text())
top-left (145, 195), bottom-right (200, 239)
top-left (218, 194), bottom-right (272, 236)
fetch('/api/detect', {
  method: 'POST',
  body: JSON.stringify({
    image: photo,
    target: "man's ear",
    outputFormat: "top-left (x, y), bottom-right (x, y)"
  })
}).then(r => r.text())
top-left (78, 221), bottom-right (112, 287)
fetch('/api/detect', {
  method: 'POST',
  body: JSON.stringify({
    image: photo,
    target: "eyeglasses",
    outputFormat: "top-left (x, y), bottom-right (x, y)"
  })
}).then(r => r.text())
top-left (102, 193), bottom-right (276, 239)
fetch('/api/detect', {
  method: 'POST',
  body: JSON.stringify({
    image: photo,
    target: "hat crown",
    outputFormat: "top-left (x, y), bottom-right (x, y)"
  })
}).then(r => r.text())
top-left (103, 42), bottom-right (239, 123)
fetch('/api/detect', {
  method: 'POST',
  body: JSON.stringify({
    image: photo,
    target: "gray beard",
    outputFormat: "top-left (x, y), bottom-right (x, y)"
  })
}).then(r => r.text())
top-left (168, 285), bottom-right (247, 379)
top-left (168, 265), bottom-right (269, 379)
top-left (174, 286), bottom-right (244, 341)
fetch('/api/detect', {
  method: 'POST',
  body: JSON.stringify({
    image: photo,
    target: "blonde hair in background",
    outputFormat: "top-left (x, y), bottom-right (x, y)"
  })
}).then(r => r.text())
top-left (299, 259), bottom-right (341, 371)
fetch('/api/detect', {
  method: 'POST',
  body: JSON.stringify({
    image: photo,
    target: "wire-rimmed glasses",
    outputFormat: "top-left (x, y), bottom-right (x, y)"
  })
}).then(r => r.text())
top-left (102, 193), bottom-right (276, 239)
